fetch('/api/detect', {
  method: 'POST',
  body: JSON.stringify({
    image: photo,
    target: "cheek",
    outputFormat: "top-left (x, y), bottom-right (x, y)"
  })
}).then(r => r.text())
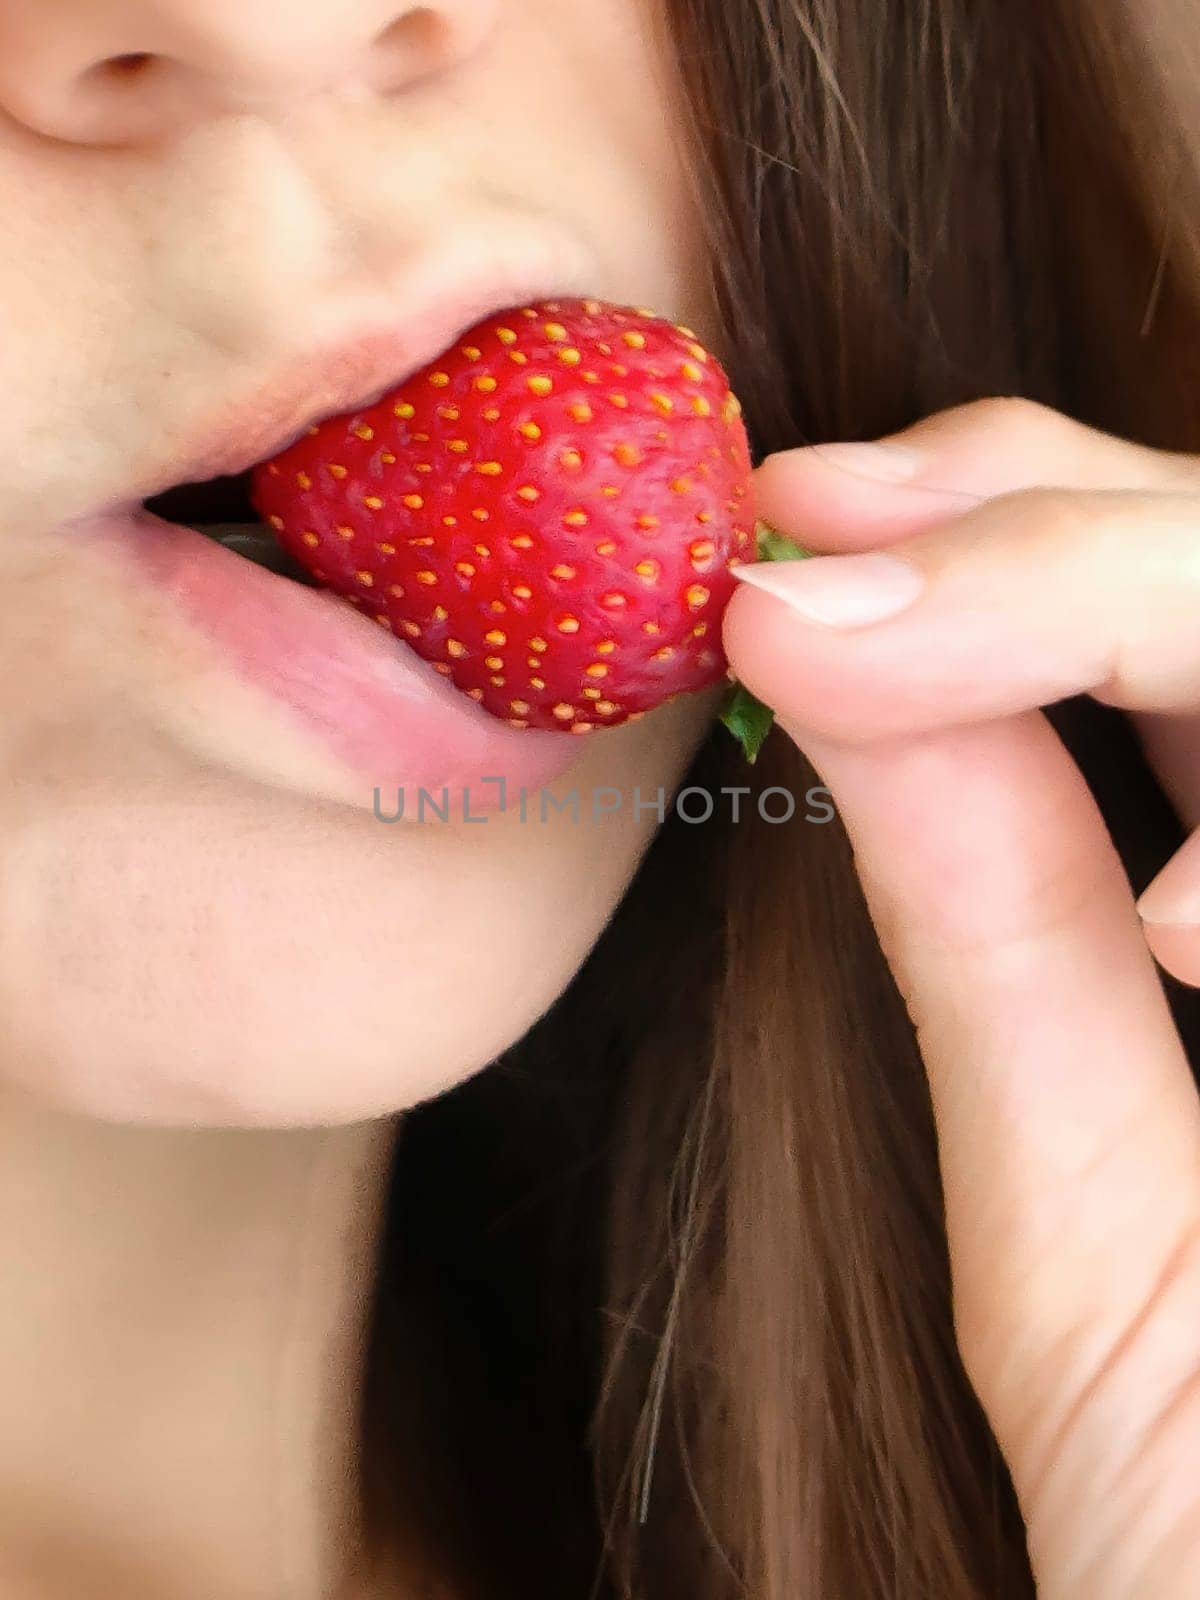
top-left (0, 688), bottom-right (713, 1128)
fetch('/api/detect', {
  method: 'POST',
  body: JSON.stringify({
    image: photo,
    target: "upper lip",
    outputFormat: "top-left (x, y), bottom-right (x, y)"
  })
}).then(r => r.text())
top-left (118, 243), bottom-right (589, 512)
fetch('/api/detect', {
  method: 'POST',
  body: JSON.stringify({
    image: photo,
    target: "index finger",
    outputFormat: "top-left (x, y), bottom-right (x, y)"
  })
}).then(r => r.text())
top-left (756, 396), bottom-right (1200, 552)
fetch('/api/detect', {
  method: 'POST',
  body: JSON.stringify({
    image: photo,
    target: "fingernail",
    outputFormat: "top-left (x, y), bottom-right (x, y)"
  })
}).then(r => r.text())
top-left (1137, 876), bottom-right (1200, 927)
top-left (733, 551), bottom-right (926, 628)
top-left (807, 440), bottom-right (925, 482)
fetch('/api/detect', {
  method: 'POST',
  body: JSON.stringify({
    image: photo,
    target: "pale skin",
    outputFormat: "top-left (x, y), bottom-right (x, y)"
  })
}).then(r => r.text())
top-left (0, 1), bottom-right (714, 1595)
top-left (0, 3), bottom-right (1195, 1599)
top-left (725, 399), bottom-right (1200, 1597)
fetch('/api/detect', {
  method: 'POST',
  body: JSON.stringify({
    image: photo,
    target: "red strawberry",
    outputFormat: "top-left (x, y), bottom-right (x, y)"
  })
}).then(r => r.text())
top-left (251, 299), bottom-right (755, 734)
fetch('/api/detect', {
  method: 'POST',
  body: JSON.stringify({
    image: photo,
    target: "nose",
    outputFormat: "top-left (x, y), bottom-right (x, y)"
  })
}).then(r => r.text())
top-left (0, 0), bottom-right (496, 147)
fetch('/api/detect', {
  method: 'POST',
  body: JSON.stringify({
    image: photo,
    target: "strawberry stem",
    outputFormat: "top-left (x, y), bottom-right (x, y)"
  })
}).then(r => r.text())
top-left (718, 521), bottom-right (812, 764)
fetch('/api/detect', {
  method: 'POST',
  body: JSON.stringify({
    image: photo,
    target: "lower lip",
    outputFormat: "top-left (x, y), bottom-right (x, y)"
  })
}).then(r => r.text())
top-left (89, 510), bottom-right (581, 805)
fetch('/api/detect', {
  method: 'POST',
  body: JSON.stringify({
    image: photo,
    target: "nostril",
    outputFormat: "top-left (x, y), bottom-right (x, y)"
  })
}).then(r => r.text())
top-left (54, 50), bottom-right (191, 147)
top-left (84, 52), bottom-right (163, 89)
top-left (373, 8), bottom-right (452, 77)
top-left (103, 53), bottom-right (156, 76)
top-left (375, 8), bottom-right (437, 46)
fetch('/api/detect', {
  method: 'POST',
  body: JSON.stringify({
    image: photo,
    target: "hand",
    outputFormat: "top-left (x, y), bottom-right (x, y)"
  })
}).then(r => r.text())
top-left (722, 399), bottom-right (1200, 1599)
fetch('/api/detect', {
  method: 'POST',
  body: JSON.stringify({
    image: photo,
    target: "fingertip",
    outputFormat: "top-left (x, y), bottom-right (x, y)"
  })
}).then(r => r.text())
top-left (720, 570), bottom-right (770, 671)
top-left (761, 440), bottom-right (925, 486)
top-left (753, 440), bottom-right (959, 551)
top-left (1136, 840), bottom-right (1200, 985)
top-left (721, 575), bottom-right (848, 738)
top-left (1136, 841), bottom-right (1200, 928)
top-left (1140, 921), bottom-right (1200, 988)
top-left (720, 573), bottom-right (792, 712)
top-left (720, 566), bottom-right (930, 745)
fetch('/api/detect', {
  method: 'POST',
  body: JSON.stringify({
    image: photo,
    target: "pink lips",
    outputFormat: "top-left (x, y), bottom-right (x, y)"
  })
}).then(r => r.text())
top-left (72, 258), bottom-right (599, 810)
top-left (105, 511), bottom-right (579, 806)
top-left (126, 258), bottom-right (586, 509)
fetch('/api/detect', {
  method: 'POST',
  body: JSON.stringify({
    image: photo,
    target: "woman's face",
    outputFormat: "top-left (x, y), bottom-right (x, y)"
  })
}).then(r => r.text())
top-left (0, 0), bottom-right (716, 1125)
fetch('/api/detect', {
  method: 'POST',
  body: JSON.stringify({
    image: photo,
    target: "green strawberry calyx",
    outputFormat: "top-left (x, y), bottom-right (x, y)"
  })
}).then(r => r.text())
top-left (718, 521), bottom-right (812, 764)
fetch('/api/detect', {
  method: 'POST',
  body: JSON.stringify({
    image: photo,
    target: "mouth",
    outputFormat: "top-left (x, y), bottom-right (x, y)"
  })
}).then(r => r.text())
top-left (82, 275), bottom-right (604, 808)
top-left (144, 470), bottom-right (316, 584)
top-left (134, 249), bottom-right (582, 584)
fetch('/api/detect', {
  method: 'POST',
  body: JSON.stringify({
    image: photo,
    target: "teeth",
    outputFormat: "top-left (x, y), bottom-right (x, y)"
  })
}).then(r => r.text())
top-left (193, 522), bottom-right (316, 585)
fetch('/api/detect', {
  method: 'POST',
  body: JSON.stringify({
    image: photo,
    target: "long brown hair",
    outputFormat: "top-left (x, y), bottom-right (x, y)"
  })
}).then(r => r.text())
top-left (360, 2), bottom-right (1200, 1595)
